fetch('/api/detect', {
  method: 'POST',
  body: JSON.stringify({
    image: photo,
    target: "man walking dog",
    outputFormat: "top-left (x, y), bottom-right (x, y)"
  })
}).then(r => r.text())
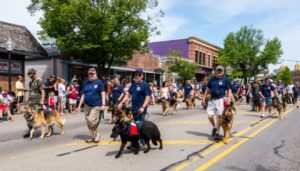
top-left (23, 68), bottom-right (45, 138)
top-left (202, 65), bottom-right (232, 140)
top-left (77, 68), bottom-right (106, 143)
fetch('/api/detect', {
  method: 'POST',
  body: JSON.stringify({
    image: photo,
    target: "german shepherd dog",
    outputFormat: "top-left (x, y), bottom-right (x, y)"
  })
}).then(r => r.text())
top-left (110, 119), bottom-right (163, 158)
top-left (221, 103), bottom-right (235, 139)
top-left (272, 95), bottom-right (287, 119)
top-left (185, 96), bottom-right (196, 110)
top-left (24, 107), bottom-right (65, 139)
top-left (159, 97), bottom-right (178, 116)
top-left (253, 97), bottom-right (264, 112)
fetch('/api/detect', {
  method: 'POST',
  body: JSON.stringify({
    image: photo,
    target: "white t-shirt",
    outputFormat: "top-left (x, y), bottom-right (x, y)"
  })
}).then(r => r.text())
top-left (161, 87), bottom-right (170, 99)
top-left (0, 95), bottom-right (13, 105)
top-left (287, 84), bottom-right (294, 94)
top-left (58, 83), bottom-right (66, 97)
top-left (172, 83), bottom-right (178, 93)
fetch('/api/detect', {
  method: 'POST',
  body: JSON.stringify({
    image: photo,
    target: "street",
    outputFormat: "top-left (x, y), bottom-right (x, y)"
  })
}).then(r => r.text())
top-left (0, 101), bottom-right (298, 171)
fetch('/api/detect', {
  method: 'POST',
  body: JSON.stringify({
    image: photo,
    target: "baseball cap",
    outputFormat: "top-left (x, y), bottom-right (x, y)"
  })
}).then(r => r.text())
top-left (216, 65), bottom-right (224, 71)
top-left (27, 68), bottom-right (36, 76)
top-left (134, 68), bottom-right (143, 75)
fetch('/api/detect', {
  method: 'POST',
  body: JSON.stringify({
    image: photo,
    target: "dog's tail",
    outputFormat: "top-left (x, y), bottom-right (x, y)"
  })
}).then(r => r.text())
top-left (151, 139), bottom-right (158, 146)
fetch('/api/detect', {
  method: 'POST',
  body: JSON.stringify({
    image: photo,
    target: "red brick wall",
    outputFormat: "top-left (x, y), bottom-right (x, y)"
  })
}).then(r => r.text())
top-left (126, 52), bottom-right (167, 71)
top-left (0, 75), bottom-right (19, 92)
top-left (188, 41), bottom-right (219, 68)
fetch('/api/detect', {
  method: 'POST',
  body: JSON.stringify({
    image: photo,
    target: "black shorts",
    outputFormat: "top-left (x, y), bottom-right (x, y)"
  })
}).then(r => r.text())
top-left (16, 96), bottom-right (24, 103)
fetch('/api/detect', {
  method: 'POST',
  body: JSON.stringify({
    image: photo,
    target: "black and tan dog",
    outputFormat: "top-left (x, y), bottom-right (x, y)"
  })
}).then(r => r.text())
top-left (272, 95), bottom-right (287, 120)
top-left (110, 119), bottom-right (163, 158)
top-left (24, 107), bottom-right (65, 139)
top-left (221, 103), bottom-right (235, 139)
top-left (159, 97), bottom-right (178, 116)
top-left (253, 97), bottom-right (264, 112)
top-left (185, 96), bottom-right (196, 110)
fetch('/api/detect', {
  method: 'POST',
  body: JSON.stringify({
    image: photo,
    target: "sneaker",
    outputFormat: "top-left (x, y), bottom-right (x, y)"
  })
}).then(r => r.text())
top-left (94, 134), bottom-right (100, 143)
top-left (23, 132), bottom-right (30, 138)
top-left (214, 133), bottom-right (223, 141)
top-left (85, 138), bottom-right (94, 143)
top-left (260, 114), bottom-right (265, 118)
top-left (211, 128), bottom-right (217, 137)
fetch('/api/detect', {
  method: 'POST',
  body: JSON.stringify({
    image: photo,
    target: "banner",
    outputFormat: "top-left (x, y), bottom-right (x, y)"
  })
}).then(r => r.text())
top-left (0, 60), bottom-right (23, 74)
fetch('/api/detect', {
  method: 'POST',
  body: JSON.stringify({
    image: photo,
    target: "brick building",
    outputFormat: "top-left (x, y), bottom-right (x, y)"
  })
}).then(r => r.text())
top-left (0, 21), bottom-right (47, 92)
top-left (149, 36), bottom-right (221, 81)
top-left (292, 64), bottom-right (300, 83)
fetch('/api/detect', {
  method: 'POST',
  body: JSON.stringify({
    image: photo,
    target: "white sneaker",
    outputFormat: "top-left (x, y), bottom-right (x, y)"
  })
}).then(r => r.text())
top-left (260, 114), bottom-right (265, 118)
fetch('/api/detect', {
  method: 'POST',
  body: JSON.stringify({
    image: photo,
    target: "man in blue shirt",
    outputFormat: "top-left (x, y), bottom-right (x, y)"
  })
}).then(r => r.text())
top-left (109, 78), bottom-right (124, 123)
top-left (184, 80), bottom-right (194, 99)
top-left (259, 77), bottom-right (278, 118)
top-left (231, 81), bottom-right (240, 101)
top-left (202, 65), bottom-right (232, 140)
top-left (118, 68), bottom-right (151, 121)
top-left (77, 68), bottom-right (106, 143)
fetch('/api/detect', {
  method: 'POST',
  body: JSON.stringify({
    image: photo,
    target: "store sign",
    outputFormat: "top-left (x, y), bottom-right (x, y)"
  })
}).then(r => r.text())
top-left (0, 60), bottom-right (23, 74)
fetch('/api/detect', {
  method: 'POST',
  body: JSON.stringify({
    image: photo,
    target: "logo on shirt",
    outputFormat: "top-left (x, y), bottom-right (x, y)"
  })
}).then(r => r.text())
top-left (219, 81), bottom-right (223, 86)
top-left (137, 87), bottom-right (141, 91)
top-left (268, 87), bottom-right (270, 90)
top-left (94, 85), bottom-right (98, 89)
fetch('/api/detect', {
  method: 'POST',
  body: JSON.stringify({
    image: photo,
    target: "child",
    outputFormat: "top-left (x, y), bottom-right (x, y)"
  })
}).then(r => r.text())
top-left (67, 83), bottom-right (78, 113)
top-left (0, 91), bottom-right (13, 121)
top-left (48, 91), bottom-right (56, 110)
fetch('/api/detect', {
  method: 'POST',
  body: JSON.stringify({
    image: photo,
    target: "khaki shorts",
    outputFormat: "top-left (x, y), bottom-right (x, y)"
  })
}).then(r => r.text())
top-left (84, 105), bottom-right (101, 130)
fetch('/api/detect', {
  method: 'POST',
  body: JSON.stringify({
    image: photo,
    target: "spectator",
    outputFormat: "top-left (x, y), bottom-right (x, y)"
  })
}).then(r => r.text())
top-left (293, 82), bottom-right (300, 108)
top-left (15, 75), bottom-right (25, 114)
top-left (57, 78), bottom-right (67, 114)
top-left (48, 91), bottom-right (56, 111)
top-left (71, 74), bottom-right (78, 83)
top-left (67, 83), bottom-right (78, 113)
top-left (0, 90), bottom-right (14, 121)
top-left (110, 78), bottom-right (124, 123)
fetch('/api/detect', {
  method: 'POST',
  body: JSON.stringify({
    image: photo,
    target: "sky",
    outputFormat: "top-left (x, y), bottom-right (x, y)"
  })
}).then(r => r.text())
top-left (0, 0), bottom-right (299, 72)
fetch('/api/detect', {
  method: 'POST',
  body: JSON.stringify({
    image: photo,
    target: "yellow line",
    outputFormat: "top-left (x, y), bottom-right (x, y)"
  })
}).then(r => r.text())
top-left (196, 107), bottom-right (294, 171)
top-left (171, 119), bottom-right (269, 171)
top-left (196, 119), bottom-right (278, 171)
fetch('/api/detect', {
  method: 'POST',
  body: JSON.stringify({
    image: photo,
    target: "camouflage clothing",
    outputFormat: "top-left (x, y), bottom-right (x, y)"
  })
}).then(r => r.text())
top-left (28, 78), bottom-right (43, 110)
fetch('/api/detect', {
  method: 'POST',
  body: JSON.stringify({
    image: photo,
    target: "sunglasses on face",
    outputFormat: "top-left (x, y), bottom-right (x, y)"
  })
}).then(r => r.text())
top-left (134, 73), bottom-right (142, 76)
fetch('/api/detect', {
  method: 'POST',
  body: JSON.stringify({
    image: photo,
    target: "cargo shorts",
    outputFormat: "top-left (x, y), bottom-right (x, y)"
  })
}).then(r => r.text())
top-left (84, 105), bottom-right (101, 130)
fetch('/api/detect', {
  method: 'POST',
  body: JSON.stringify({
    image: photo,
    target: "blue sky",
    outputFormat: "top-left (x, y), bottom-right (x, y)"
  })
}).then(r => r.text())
top-left (1, 0), bottom-right (299, 72)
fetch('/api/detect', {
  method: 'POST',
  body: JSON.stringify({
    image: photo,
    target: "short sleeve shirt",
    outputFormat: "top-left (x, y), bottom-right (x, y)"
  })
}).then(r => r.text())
top-left (260, 84), bottom-right (275, 98)
top-left (184, 84), bottom-right (193, 95)
top-left (16, 81), bottom-right (24, 97)
top-left (28, 78), bottom-right (43, 105)
top-left (208, 76), bottom-right (231, 98)
top-left (112, 85), bottom-right (124, 104)
top-left (83, 79), bottom-right (105, 107)
top-left (129, 81), bottom-right (151, 113)
top-left (231, 84), bottom-right (240, 94)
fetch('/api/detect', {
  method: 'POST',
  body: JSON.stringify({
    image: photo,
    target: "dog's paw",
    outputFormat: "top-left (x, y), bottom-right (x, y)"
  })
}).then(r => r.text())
top-left (134, 151), bottom-right (139, 155)
top-left (39, 136), bottom-right (44, 139)
top-left (46, 134), bottom-right (51, 137)
top-left (144, 149), bottom-right (150, 153)
top-left (115, 154), bottom-right (121, 158)
top-left (60, 131), bottom-right (65, 135)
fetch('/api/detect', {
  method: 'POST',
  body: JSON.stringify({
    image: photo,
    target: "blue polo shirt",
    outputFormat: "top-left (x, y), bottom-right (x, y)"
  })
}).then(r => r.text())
top-left (277, 84), bottom-right (284, 94)
top-left (260, 84), bottom-right (275, 98)
top-left (83, 79), bottom-right (104, 107)
top-left (208, 76), bottom-right (231, 99)
top-left (231, 83), bottom-right (240, 94)
top-left (184, 84), bottom-right (193, 95)
top-left (112, 85), bottom-right (124, 104)
top-left (129, 81), bottom-right (151, 113)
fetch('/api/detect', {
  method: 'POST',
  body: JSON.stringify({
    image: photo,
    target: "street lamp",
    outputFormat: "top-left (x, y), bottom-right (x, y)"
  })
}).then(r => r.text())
top-left (5, 38), bottom-right (15, 92)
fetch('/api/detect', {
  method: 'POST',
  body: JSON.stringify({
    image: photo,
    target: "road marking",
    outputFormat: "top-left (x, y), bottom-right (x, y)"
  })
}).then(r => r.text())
top-left (169, 120), bottom-right (257, 125)
top-left (171, 118), bottom-right (269, 171)
top-left (196, 107), bottom-right (294, 171)
top-left (196, 119), bottom-right (278, 171)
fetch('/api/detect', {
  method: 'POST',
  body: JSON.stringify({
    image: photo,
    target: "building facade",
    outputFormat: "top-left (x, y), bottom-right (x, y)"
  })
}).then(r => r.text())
top-left (0, 21), bottom-right (47, 92)
top-left (292, 64), bottom-right (300, 83)
top-left (149, 36), bottom-right (221, 81)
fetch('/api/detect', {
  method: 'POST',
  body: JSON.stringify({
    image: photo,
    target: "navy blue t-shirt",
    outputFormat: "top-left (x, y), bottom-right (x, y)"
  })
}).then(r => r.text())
top-left (112, 85), bottom-right (124, 104)
top-left (208, 76), bottom-right (231, 98)
top-left (83, 79), bottom-right (105, 107)
top-left (184, 84), bottom-right (193, 95)
top-left (231, 83), bottom-right (240, 94)
top-left (260, 84), bottom-right (275, 98)
top-left (129, 81), bottom-right (151, 113)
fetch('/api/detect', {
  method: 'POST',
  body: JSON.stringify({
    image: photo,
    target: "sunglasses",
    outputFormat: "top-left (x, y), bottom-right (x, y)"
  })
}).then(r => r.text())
top-left (134, 73), bottom-right (142, 76)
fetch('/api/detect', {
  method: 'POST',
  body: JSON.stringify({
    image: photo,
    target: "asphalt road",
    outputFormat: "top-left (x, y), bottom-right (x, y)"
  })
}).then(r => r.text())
top-left (0, 101), bottom-right (298, 171)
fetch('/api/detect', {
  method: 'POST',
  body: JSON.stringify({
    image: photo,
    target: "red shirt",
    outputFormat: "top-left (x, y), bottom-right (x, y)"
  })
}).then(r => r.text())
top-left (68, 87), bottom-right (78, 99)
top-left (48, 96), bottom-right (55, 107)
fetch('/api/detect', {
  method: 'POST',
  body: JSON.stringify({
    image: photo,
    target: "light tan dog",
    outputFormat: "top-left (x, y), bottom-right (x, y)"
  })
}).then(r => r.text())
top-left (24, 107), bottom-right (65, 139)
top-left (221, 104), bottom-right (234, 139)
top-left (185, 97), bottom-right (195, 110)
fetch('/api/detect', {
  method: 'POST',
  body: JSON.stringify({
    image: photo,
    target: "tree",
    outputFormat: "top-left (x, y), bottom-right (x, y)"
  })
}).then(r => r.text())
top-left (217, 26), bottom-right (283, 83)
top-left (28, 0), bottom-right (162, 76)
top-left (276, 66), bottom-right (292, 85)
top-left (168, 57), bottom-right (198, 81)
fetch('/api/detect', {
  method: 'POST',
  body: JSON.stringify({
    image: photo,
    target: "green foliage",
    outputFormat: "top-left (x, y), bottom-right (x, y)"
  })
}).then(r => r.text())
top-left (217, 26), bottom-right (283, 83)
top-left (168, 57), bottom-right (198, 81)
top-left (276, 66), bottom-right (292, 85)
top-left (28, 0), bottom-right (162, 76)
